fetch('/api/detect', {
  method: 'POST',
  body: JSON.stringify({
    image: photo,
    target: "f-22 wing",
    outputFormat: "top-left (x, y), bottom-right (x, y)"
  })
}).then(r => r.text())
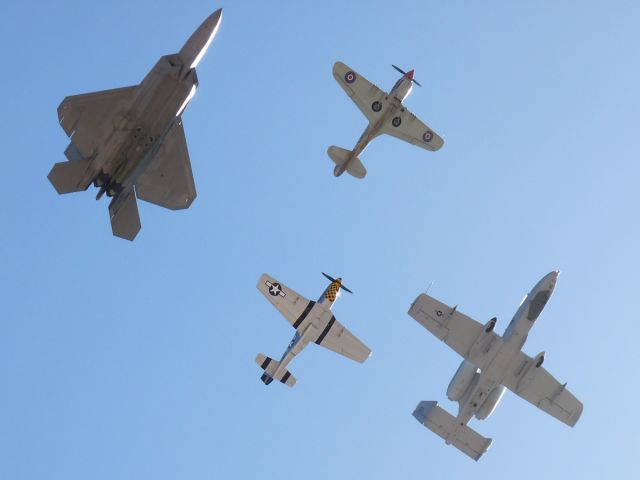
top-left (257, 274), bottom-right (371, 363)
top-left (409, 294), bottom-right (582, 427)
top-left (135, 119), bottom-right (197, 210)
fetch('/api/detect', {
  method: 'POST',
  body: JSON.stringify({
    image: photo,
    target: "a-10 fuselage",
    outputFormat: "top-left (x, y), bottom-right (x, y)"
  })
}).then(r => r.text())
top-left (454, 271), bottom-right (559, 423)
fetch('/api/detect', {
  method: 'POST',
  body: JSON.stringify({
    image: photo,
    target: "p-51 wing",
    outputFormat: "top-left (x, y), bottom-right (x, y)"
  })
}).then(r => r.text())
top-left (333, 61), bottom-right (386, 123)
top-left (315, 317), bottom-right (371, 363)
top-left (135, 119), bottom-right (196, 210)
top-left (502, 351), bottom-right (583, 427)
top-left (409, 294), bottom-right (502, 366)
top-left (381, 109), bottom-right (444, 151)
top-left (257, 274), bottom-right (314, 330)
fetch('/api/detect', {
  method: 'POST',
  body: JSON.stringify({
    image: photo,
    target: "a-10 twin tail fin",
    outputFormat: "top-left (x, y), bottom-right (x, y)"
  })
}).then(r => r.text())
top-left (255, 354), bottom-right (296, 387)
top-left (413, 401), bottom-right (492, 461)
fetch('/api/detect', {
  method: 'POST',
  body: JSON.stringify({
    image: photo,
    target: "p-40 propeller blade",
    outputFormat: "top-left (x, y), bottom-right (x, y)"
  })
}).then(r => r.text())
top-left (392, 64), bottom-right (422, 87)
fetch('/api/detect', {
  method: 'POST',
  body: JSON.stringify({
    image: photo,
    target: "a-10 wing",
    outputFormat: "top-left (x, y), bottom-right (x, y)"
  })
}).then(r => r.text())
top-left (408, 294), bottom-right (502, 366)
top-left (502, 351), bottom-right (583, 427)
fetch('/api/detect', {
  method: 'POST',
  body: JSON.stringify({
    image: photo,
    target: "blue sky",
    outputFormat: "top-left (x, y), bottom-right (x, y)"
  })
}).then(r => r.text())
top-left (1, 0), bottom-right (639, 478)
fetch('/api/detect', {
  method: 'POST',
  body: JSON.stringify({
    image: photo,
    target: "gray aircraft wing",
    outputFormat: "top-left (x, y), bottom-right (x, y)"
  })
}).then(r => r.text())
top-left (409, 294), bottom-right (503, 366)
top-left (135, 119), bottom-right (196, 210)
top-left (314, 318), bottom-right (371, 363)
top-left (333, 61), bottom-right (387, 123)
top-left (257, 274), bottom-right (314, 329)
top-left (501, 351), bottom-right (583, 427)
top-left (58, 85), bottom-right (138, 157)
top-left (380, 107), bottom-right (444, 152)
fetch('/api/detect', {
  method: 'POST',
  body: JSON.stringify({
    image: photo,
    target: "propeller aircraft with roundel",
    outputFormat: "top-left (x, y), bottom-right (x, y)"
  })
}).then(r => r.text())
top-left (255, 272), bottom-right (371, 387)
top-left (329, 61), bottom-right (444, 179)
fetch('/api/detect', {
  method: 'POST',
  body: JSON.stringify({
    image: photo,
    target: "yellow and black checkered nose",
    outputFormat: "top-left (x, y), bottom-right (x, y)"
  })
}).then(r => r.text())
top-left (324, 278), bottom-right (342, 302)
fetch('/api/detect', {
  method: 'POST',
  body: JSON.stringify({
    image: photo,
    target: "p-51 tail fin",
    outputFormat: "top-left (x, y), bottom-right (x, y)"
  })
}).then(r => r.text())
top-left (413, 401), bottom-right (492, 461)
top-left (255, 354), bottom-right (296, 387)
top-left (327, 146), bottom-right (366, 179)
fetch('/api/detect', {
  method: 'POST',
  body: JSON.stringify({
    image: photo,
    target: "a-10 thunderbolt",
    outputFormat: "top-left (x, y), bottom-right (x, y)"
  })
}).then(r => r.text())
top-left (48, 9), bottom-right (223, 240)
top-left (409, 271), bottom-right (583, 460)
top-left (256, 273), bottom-right (371, 387)
top-left (329, 61), bottom-right (444, 178)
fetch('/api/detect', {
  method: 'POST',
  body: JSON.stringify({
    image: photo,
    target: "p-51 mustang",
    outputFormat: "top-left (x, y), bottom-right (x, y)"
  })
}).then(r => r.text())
top-left (329, 61), bottom-right (444, 179)
top-left (409, 271), bottom-right (583, 460)
top-left (256, 273), bottom-right (371, 387)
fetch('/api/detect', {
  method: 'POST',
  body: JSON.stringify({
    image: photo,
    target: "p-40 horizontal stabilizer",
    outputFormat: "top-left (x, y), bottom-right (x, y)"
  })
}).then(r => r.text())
top-left (108, 190), bottom-right (141, 241)
top-left (413, 401), bottom-right (492, 461)
top-left (255, 354), bottom-right (296, 387)
top-left (328, 146), bottom-right (366, 179)
top-left (47, 160), bottom-right (92, 194)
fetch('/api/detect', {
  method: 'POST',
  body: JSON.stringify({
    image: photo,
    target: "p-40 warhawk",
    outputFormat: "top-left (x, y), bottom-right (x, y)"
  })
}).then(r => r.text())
top-left (409, 271), bottom-right (583, 460)
top-left (48, 9), bottom-right (223, 240)
top-left (329, 62), bottom-right (444, 179)
top-left (256, 273), bottom-right (371, 387)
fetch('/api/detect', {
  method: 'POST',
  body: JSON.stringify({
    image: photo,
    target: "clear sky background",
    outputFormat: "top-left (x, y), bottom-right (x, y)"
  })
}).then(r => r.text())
top-left (1, 0), bottom-right (639, 478)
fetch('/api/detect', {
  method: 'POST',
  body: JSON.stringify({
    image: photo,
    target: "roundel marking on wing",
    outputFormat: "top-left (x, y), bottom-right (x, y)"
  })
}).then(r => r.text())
top-left (268, 282), bottom-right (283, 296)
top-left (423, 130), bottom-right (434, 142)
top-left (344, 71), bottom-right (356, 84)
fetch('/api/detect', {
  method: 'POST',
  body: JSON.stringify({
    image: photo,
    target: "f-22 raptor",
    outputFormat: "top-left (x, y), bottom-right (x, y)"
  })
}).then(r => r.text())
top-left (48, 9), bottom-right (222, 240)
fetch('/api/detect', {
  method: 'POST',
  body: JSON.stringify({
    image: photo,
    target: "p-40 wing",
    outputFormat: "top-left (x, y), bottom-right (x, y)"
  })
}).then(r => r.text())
top-left (136, 119), bottom-right (196, 210)
top-left (333, 61), bottom-right (387, 123)
top-left (502, 351), bottom-right (583, 427)
top-left (408, 294), bottom-right (502, 366)
top-left (381, 108), bottom-right (444, 152)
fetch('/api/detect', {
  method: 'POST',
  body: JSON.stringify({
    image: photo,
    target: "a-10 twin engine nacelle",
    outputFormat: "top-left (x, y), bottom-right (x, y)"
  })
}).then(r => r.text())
top-left (475, 385), bottom-right (506, 420)
top-left (447, 360), bottom-right (479, 401)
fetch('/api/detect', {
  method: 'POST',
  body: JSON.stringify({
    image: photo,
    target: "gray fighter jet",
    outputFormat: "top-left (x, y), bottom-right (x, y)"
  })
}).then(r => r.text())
top-left (48, 9), bottom-right (223, 240)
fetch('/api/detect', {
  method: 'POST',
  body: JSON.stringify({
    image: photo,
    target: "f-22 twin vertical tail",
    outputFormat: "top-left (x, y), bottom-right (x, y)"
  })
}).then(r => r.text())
top-left (48, 9), bottom-right (222, 241)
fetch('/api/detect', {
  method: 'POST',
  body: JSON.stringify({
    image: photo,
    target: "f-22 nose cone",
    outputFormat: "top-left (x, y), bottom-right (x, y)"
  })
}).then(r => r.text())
top-left (178, 8), bottom-right (223, 70)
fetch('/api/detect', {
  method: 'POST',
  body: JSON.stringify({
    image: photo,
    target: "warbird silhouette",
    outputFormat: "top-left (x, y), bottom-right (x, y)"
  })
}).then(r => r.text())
top-left (48, 9), bottom-right (223, 240)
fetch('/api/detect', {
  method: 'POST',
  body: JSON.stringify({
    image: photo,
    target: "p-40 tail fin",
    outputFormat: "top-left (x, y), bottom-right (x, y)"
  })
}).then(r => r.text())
top-left (108, 190), bottom-right (141, 241)
top-left (255, 354), bottom-right (296, 387)
top-left (413, 401), bottom-right (492, 461)
top-left (327, 146), bottom-right (366, 179)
